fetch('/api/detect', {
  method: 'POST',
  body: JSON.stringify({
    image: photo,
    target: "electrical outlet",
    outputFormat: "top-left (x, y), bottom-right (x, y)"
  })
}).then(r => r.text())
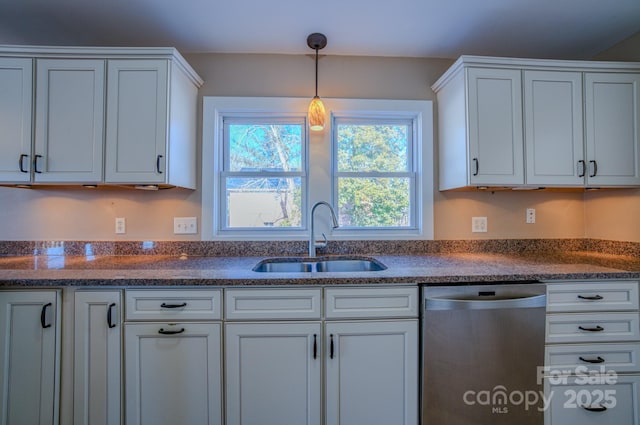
top-left (174, 217), bottom-right (198, 234)
top-left (472, 217), bottom-right (487, 233)
top-left (115, 217), bottom-right (126, 234)
top-left (526, 208), bottom-right (536, 224)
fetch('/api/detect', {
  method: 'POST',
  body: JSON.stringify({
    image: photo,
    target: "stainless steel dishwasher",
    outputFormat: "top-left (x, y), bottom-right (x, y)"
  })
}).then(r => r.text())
top-left (422, 283), bottom-right (546, 425)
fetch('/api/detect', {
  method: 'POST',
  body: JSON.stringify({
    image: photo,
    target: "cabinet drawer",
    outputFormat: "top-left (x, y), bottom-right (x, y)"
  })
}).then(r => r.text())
top-left (125, 289), bottom-right (221, 321)
top-left (224, 288), bottom-right (321, 320)
top-left (545, 343), bottom-right (640, 374)
top-left (324, 287), bottom-right (418, 319)
top-left (544, 375), bottom-right (640, 425)
top-left (546, 281), bottom-right (639, 313)
top-left (546, 313), bottom-right (640, 344)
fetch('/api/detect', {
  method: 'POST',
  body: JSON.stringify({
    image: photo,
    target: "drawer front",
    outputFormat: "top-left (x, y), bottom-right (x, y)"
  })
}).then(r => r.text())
top-left (545, 343), bottom-right (640, 374)
top-left (224, 288), bottom-right (321, 320)
top-left (544, 375), bottom-right (640, 425)
top-left (546, 313), bottom-right (640, 344)
top-left (325, 287), bottom-right (419, 319)
top-left (546, 281), bottom-right (639, 313)
top-left (125, 289), bottom-right (222, 321)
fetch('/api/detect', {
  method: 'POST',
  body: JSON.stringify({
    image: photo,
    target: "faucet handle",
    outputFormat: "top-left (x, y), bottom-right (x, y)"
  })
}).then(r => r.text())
top-left (315, 233), bottom-right (328, 249)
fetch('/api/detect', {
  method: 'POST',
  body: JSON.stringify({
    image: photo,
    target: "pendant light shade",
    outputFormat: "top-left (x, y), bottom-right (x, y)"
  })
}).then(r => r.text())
top-left (308, 96), bottom-right (326, 131)
top-left (307, 33), bottom-right (327, 131)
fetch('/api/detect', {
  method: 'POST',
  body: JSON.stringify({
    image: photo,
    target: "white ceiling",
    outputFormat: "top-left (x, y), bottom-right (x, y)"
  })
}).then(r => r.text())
top-left (0, 0), bottom-right (639, 59)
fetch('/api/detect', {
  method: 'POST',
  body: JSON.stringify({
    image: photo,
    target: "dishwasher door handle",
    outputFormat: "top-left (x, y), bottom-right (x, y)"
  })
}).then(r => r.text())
top-left (425, 293), bottom-right (546, 310)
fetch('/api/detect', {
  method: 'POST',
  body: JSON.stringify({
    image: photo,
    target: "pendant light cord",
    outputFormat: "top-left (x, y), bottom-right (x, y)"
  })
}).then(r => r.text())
top-left (314, 47), bottom-right (319, 97)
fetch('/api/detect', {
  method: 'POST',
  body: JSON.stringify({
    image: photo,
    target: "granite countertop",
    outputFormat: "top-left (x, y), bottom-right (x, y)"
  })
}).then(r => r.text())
top-left (1, 250), bottom-right (639, 287)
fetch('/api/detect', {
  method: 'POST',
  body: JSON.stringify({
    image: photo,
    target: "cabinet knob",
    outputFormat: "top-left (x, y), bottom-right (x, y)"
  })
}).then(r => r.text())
top-left (589, 160), bottom-right (598, 178)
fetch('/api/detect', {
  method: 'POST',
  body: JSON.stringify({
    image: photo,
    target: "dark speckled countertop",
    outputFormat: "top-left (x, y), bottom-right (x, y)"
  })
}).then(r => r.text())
top-left (1, 249), bottom-right (639, 287)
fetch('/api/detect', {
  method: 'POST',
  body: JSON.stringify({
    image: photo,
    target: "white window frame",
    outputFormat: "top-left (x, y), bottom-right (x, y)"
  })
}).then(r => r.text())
top-left (202, 96), bottom-right (434, 240)
top-left (220, 115), bottom-right (307, 232)
top-left (332, 114), bottom-right (418, 232)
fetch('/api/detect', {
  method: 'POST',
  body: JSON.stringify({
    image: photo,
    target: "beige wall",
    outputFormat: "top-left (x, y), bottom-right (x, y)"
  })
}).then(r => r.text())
top-left (0, 51), bottom-right (631, 241)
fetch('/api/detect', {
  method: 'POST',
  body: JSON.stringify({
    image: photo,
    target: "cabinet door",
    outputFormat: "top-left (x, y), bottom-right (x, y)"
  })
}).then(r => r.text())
top-left (467, 67), bottom-right (524, 186)
top-left (105, 60), bottom-right (168, 184)
top-left (34, 59), bottom-right (105, 183)
top-left (325, 320), bottom-right (418, 425)
top-left (585, 73), bottom-right (640, 186)
top-left (225, 322), bottom-right (321, 425)
top-left (0, 290), bottom-right (60, 425)
top-left (74, 291), bottom-right (121, 425)
top-left (524, 70), bottom-right (584, 186)
top-left (124, 322), bottom-right (222, 425)
top-left (0, 58), bottom-right (33, 183)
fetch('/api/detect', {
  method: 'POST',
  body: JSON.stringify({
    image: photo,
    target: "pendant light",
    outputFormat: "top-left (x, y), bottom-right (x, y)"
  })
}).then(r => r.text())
top-left (307, 33), bottom-right (327, 131)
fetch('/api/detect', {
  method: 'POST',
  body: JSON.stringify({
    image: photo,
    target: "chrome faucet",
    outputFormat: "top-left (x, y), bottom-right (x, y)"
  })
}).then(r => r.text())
top-left (309, 201), bottom-right (339, 257)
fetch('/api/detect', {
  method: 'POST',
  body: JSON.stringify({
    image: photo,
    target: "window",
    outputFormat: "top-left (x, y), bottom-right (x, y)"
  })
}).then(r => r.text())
top-left (202, 97), bottom-right (433, 240)
top-left (333, 117), bottom-right (416, 229)
top-left (221, 118), bottom-right (306, 229)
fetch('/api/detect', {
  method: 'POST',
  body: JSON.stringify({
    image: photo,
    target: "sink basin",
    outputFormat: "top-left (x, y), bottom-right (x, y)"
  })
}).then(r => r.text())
top-left (316, 259), bottom-right (386, 272)
top-left (253, 257), bottom-right (386, 273)
top-left (252, 260), bottom-right (313, 273)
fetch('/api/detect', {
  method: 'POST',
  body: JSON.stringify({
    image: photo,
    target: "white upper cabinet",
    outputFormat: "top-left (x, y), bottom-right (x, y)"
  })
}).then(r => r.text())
top-left (585, 73), bottom-right (640, 186)
top-left (0, 46), bottom-right (202, 188)
top-left (467, 67), bottom-right (524, 186)
top-left (34, 59), bottom-right (105, 183)
top-left (105, 60), bottom-right (168, 185)
top-left (0, 58), bottom-right (33, 183)
top-left (434, 56), bottom-right (640, 190)
top-left (524, 70), bottom-right (584, 186)
top-left (105, 59), bottom-right (198, 188)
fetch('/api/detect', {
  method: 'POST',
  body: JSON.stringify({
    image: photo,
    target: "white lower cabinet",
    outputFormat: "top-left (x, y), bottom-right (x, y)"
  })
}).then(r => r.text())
top-left (124, 323), bottom-right (222, 425)
top-left (225, 322), bottom-right (322, 425)
top-left (123, 288), bottom-right (223, 425)
top-left (0, 290), bottom-right (61, 425)
top-left (73, 290), bottom-right (121, 425)
top-left (224, 287), bottom-right (419, 425)
top-left (325, 320), bottom-right (418, 425)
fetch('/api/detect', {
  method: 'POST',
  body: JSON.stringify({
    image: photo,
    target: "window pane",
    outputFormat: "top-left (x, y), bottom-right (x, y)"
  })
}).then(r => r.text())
top-left (337, 177), bottom-right (410, 227)
top-left (228, 124), bottom-right (302, 171)
top-left (337, 124), bottom-right (409, 172)
top-left (225, 177), bottom-right (302, 228)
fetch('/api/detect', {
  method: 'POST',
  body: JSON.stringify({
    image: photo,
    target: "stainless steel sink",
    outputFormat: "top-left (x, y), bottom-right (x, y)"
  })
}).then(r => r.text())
top-left (252, 257), bottom-right (386, 273)
top-left (252, 260), bottom-right (313, 273)
top-left (315, 259), bottom-right (386, 272)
